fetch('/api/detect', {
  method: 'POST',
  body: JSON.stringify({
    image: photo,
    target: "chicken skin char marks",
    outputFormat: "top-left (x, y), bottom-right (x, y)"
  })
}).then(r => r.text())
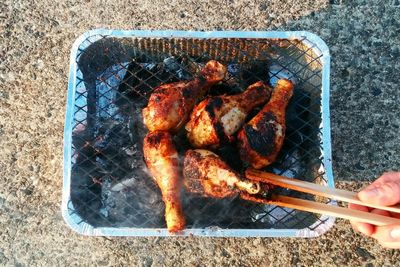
top-left (143, 131), bottom-right (185, 232)
top-left (186, 81), bottom-right (272, 149)
top-left (182, 149), bottom-right (261, 199)
top-left (237, 79), bottom-right (294, 169)
top-left (142, 60), bottom-right (227, 133)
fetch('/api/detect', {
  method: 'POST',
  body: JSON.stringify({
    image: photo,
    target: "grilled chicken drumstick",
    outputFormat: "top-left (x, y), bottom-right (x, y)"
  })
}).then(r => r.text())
top-left (143, 131), bottom-right (185, 232)
top-left (186, 81), bottom-right (272, 148)
top-left (143, 60), bottom-right (227, 133)
top-left (237, 79), bottom-right (294, 169)
top-left (183, 149), bottom-right (261, 198)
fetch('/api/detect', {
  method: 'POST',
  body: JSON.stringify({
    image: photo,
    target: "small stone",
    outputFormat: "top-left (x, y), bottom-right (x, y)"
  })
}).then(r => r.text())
top-left (379, 57), bottom-right (389, 65)
top-left (0, 251), bottom-right (6, 262)
top-left (220, 248), bottom-right (230, 258)
top-left (0, 197), bottom-right (5, 209)
top-left (355, 162), bottom-right (365, 170)
top-left (390, 47), bottom-right (399, 57)
top-left (97, 260), bottom-right (109, 266)
top-left (340, 68), bottom-right (350, 77)
top-left (291, 252), bottom-right (300, 265)
top-left (37, 60), bottom-right (45, 70)
top-left (30, 176), bottom-right (39, 186)
top-left (356, 247), bottom-right (375, 260)
top-left (0, 72), bottom-right (15, 82)
top-left (259, 3), bottom-right (268, 11)
top-left (371, 87), bottom-right (382, 96)
top-left (0, 90), bottom-right (9, 99)
top-left (141, 257), bottom-right (153, 267)
top-left (22, 188), bottom-right (33, 195)
top-left (252, 238), bottom-right (261, 246)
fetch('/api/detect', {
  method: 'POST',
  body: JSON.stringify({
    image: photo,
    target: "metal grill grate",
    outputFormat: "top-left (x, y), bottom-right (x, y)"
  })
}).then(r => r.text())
top-left (63, 30), bottom-right (333, 237)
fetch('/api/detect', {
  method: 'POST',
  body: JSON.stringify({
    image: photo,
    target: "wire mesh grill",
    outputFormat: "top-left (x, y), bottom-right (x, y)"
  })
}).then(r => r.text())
top-left (65, 32), bottom-right (331, 234)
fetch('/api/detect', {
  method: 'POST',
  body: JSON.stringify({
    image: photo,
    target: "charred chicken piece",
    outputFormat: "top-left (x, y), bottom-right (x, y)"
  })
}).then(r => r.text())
top-left (143, 131), bottom-right (185, 232)
top-left (142, 60), bottom-right (227, 133)
top-left (183, 149), bottom-right (261, 199)
top-left (237, 79), bottom-right (294, 169)
top-left (185, 81), bottom-right (272, 148)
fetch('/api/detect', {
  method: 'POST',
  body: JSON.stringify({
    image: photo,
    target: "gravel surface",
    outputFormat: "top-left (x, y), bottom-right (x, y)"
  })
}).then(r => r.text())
top-left (1, 0), bottom-right (400, 266)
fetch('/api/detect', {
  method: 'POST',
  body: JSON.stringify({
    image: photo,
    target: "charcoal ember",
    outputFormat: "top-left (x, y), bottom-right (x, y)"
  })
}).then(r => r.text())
top-left (101, 173), bottom-right (165, 227)
top-left (93, 119), bottom-right (144, 178)
top-left (163, 57), bottom-right (181, 72)
top-left (269, 64), bottom-right (297, 86)
top-left (286, 88), bottom-right (311, 130)
top-left (117, 60), bottom-right (179, 105)
top-left (227, 63), bottom-right (240, 76)
top-left (220, 64), bottom-right (242, 93)
top-left (96, 64), bottom-right (128, 120)
top-left (163, 57), bottom-right (193, 80)
top-left (208, 83), bottom-right (239, 96)
top-left (174, 57), bottom-right (204, 79)
top-left (251, 205), bottom-right (295, 225)
top-left (72, 129), bottom-right (97, 159)
top-left (241, 60), bottom-right (270, 87)
top-left (93, 120), bottom-right (130, 148)
top-left (285, 88), bottom-right (311, 146)
top-left (181, 195), bottom-right (258, 228)
top-left (173, 129), bottom-right (192, 155)
top-left (70, 164), bottom-right (105, 227)
top-left (216, 144), bottom-right (243, 173)
top-left (271, 150), bottom-right (304, 178)
top-left (118, 61), bottom-right (154, 100)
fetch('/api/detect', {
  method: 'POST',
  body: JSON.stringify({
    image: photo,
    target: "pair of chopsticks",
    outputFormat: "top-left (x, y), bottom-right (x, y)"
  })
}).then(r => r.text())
top-left (245, 169), bottom-right (400, 226)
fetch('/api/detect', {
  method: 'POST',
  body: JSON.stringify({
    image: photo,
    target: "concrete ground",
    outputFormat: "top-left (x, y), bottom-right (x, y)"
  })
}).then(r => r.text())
top-left (1, 0), bottom-right (400, 266)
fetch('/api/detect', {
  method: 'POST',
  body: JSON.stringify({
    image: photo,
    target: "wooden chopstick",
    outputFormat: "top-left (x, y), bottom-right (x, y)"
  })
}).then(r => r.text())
top-left (240, 193), bottom-right (400, 226)
top-left (245, 169), bottom-right (400, 214)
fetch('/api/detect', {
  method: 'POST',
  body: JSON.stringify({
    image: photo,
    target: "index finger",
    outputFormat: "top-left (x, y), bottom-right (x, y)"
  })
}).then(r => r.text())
top-left (348, 203), bottom-right (375, 236)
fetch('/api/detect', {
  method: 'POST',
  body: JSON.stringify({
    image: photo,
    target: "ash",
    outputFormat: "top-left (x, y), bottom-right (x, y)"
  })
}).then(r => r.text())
top-left (71, 57), bottom-right (312, 229)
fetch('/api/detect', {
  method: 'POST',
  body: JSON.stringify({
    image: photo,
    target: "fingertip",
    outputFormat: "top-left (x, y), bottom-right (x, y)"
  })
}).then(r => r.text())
top-left (358, 188), bottom-right (377, 203)
top-left (350, 221), bottom-right (374, 237)
top-left (358, 182), bottom-right (400, 206)
top-left (358, 223), bottom-right (375, 236)
top-left (372, 224), bottom-right (400, 243)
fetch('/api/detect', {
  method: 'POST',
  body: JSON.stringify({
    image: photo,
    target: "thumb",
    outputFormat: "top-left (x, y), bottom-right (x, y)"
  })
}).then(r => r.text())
top-left (358, 181), bottom-right (400, 206)
top-left (372, 224), bottom-right (400, 244)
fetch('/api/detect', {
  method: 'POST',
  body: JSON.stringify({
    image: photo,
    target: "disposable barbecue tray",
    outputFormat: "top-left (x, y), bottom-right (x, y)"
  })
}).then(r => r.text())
top-left (62, 30), bottom-right (333, 237)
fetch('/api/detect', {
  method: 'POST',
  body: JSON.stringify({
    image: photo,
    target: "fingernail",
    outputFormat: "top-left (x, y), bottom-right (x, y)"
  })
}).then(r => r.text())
top-left (361, 188), bottom-right (380, 198)
top-left (390, 227), bottom-right (400, 240)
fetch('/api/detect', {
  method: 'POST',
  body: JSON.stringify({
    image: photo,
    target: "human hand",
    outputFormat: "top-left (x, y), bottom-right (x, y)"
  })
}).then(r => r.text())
top-left (348, 172), bottom-right (400, 248)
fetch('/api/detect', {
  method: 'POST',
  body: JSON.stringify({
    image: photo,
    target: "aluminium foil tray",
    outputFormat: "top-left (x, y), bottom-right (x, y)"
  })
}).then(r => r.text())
top-left (63, 30), bottom-right (334, 237)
